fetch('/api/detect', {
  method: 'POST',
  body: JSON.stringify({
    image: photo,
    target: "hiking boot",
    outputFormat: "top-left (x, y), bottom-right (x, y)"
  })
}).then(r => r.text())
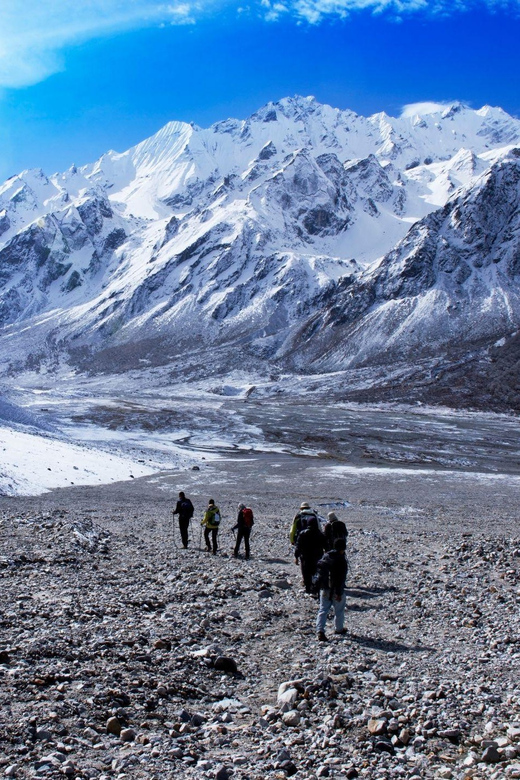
top-left (334, 628), bottom-right (347, 635)
top-left (317, 631), bottom-right (327, 642)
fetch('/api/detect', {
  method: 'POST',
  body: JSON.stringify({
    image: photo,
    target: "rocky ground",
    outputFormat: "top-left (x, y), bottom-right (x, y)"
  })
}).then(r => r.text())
top-left (1, 451), bottom-right (519, 780)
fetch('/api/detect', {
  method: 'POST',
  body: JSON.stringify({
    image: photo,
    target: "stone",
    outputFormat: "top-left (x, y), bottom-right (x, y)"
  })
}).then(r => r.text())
top-left (367, 717), bottom-right (387, 736)
top-left (215, 767), bottom-right (230, 780)
top-left (119, 728), bottom-right (136, 743)
top-left (374, 738), bottom-right (395, 755)
top-left (481, 745), bottom-right (502, 764)
top-left (282, 710), bottom-right (301, 727)
top-left (277, 687), bottom-right (299, 708)
top-left (214, 656), bottom-right (238, 674)
top-left (106, 717), bottom-right (122, 736)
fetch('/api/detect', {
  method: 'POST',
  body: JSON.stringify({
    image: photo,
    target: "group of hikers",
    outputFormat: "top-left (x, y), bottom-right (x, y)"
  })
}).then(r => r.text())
top-left (173, 493), bottom-right (348, 641)
top-left (173, 492), bottom-right (254, 559)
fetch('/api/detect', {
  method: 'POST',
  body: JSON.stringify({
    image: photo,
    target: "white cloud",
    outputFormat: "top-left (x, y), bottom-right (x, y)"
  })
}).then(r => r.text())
top-left (260, 0), bottom-right (520, 24)
top-left (0, 1), bottom-right (197, 88)
top-left (0, 0), bottom-right (519, 89)
top-left (401, 100), bottom-right (456, 117)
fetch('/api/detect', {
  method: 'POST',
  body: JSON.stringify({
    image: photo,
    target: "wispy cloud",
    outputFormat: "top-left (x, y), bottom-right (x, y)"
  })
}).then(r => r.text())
top-left (260, 0), bottom-right (520, 23)
top-left (0, 1), bottom-right (197, 88)
top-left (0, 0), bottom-right (519, 89)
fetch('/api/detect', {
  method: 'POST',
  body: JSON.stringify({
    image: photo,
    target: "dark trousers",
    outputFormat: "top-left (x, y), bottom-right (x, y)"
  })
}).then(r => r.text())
top-left (204, 527), bottom-right (218, 553)
top-left (301, 558), bottom-right (319, 594)
top-left (234, 527), bottom-right (251, 558)
top-left (179, 518), bottom-right (190, 548)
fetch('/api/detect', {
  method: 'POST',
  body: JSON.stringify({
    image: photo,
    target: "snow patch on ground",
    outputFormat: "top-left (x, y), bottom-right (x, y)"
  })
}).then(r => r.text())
top-left (0, 426), bottom-right (156, 496)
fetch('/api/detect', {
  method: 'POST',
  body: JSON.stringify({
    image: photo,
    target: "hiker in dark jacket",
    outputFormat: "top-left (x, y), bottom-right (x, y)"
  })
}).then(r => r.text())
top-left (295, 515), bottom-right (326, 594)
top-left (173, 491), bottom-right (194, 548)
top-left (323, 511), bottom-right (348, 551)
top-left (232, 503), bottom-right (254, 559)
top-left (315, 538), bottom-right (348, 641)
top-left (201, 498), bottom-right (221, 554)
top-left (289, 502), bottom-right (319, 546)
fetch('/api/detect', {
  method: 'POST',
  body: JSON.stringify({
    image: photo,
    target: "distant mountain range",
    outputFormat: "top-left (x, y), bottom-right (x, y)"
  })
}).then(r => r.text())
top-left (1, 96), bottom-right (520, 410)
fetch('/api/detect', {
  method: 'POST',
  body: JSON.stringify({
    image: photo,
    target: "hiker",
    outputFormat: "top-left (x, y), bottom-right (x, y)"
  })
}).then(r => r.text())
top-left (294, 515), bottom-right (326, 594)
top-left (232, 503), bottom-right (254, 559)
top-left (314, 538), bottom-right (348, 641)
top-left (323, 511), bottom-right (348, 551)
top-left (289, 502), bottom-right (319, 546)
top-left (201, 498), bottom-right (221, 554)
top-left (173, 491), bottom-right (194, 548)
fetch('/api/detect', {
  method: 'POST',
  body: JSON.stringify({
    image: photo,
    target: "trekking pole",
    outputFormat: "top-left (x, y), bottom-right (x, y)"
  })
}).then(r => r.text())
top-left (171, 511), bottom-right (178, 552)
top-left (198, 521), bottom-right (203, 552)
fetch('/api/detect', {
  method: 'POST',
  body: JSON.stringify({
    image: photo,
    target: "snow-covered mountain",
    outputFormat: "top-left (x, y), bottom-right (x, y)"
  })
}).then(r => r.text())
top-left (1, 96), bottom-right (519, 408)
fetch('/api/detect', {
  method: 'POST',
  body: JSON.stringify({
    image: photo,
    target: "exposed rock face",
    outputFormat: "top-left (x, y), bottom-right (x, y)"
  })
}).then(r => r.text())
top-left (288, 150), bottom-right (520, 378)
top-left (0, 97), bottom-right (519, 408)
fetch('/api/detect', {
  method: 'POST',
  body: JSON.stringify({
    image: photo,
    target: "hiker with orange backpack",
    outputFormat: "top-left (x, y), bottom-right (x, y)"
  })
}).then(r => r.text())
top-left (233, 503), bottom-right (254, 560)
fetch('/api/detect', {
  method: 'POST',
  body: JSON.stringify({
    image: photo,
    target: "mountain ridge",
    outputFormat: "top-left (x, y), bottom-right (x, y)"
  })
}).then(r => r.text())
top-left (1, 96), bottom-right (520, 410)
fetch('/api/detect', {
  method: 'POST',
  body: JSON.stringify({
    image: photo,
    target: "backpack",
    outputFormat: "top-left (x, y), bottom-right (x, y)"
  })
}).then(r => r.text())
top-left (326, 519), bottom-right (348, 547)
top-left (289, 510), bottom-right (317, 545)
top-left (312, 556), bottom-right (331, 593)
top-left (180, 499), bottom-right (194, 519)
top-left (242, 507), bottom-right (254, 528)
top-left (212, 511), bottom-right (221, 526)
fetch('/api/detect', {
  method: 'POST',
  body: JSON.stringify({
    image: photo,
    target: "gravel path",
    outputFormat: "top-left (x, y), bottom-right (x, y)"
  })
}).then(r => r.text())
top-left (1, 453), bottom-right (519, 780)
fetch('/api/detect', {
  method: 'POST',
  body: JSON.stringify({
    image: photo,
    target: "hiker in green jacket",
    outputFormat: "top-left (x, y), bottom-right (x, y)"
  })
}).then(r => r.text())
top-left (202, 498), bottom-right (221, 554)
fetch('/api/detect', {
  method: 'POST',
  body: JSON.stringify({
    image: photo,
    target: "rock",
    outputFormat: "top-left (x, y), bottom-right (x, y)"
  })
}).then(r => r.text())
top-left (438, 728), bottom-right (461, 743)
top-left (106, 717), bottom-right (122, 736)
top-left (398, 728), bottom-right (411, 745)
top-left (367, 717), bottom-right (387, 736)
top-left (36, 728), bottom-right (53, 741)
top-left (282, 710), bottom-right (301, 727)
top-left (481, 745), bottom-right (502, 764)
top-left (119, 728), bottom-right (136, 743)
top-left (374, 738), bottom-right (395, 755)
top-left (277, 687), bottom-right (299, 708)
top-left (274, 579), bottom-right (292, 590)
top-left (153, 638), bottom-right (171, 650)
top-left (214, 656), bottom-right (238, 674)
top-left (215, 767), bottom-right (230, 780)
top-left (0, 651), bottom-right (10, 664)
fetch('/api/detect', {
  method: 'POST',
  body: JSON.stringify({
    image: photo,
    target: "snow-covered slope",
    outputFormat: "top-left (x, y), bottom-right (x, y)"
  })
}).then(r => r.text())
top-left (0, 96), bottom-right (519, 407)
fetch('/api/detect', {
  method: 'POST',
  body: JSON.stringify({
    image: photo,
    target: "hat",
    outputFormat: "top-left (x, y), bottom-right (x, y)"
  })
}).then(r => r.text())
top-left (327, 511), bottom-right (338, 522)
top-left (300, 502), bottom-right (310, 510)
top-left (238, 503), bottom-right (246, 510)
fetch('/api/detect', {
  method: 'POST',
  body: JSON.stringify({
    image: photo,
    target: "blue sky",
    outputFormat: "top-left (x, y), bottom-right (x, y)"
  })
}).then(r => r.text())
top-left (0, 0), bottom-right (519, 181)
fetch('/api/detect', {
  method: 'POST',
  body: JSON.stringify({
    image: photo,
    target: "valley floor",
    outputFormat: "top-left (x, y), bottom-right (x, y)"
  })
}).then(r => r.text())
top-left (1, 452), bottom-right (519, 779)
